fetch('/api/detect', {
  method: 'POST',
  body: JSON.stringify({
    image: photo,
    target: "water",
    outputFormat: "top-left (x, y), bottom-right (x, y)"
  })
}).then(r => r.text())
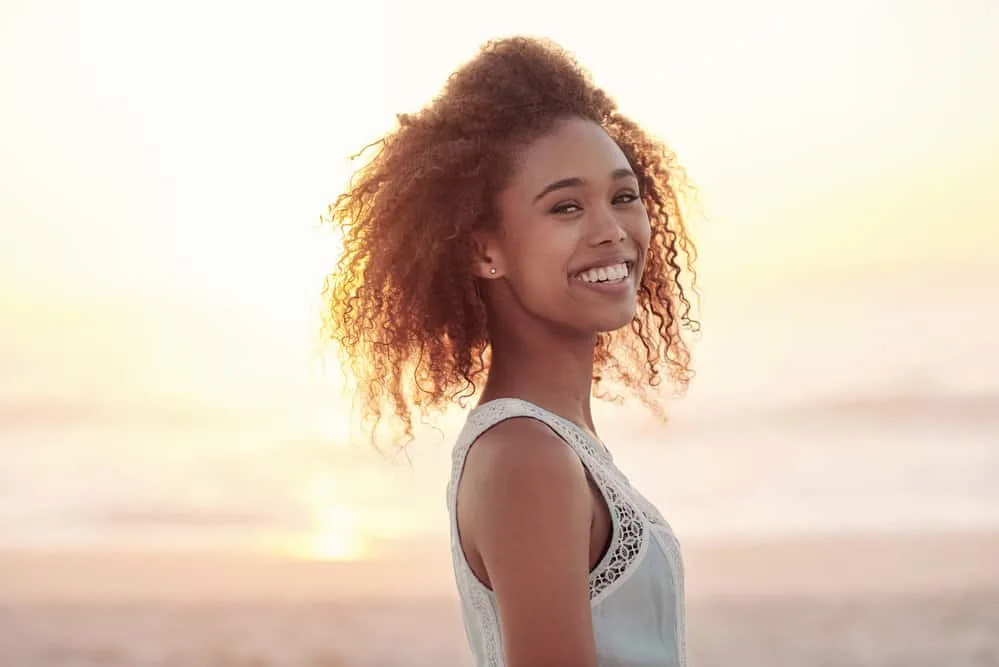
top-left (2, 270), bottom-right (997, 551)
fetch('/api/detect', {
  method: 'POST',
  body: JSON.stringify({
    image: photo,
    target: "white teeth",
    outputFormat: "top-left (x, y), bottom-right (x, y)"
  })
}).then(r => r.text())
top-left (578, 262), bottom-right (629, 284)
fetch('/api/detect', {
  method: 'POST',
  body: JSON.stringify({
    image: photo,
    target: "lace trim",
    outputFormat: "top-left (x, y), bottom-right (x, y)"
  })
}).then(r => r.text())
top-left (456, 560), bottom-right (503, 666)
top-left (631, 489), bottom-right (670, 528)
top-left (586, 478), bottom-right (646, 600)
top-left (655, 527), bottom-right (687, 664)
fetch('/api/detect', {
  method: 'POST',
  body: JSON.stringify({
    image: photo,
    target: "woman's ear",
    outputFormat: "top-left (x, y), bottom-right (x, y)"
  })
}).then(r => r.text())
top-left (471, 233), bottom-right (504, 279)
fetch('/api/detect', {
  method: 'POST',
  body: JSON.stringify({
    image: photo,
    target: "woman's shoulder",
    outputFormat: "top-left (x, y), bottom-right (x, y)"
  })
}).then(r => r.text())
top-left (456, 413), bottom-right (595, 568)
top-left (464, 414), bottom-right (579, 477)
top-left (456, 404), bottom-right (591, 518)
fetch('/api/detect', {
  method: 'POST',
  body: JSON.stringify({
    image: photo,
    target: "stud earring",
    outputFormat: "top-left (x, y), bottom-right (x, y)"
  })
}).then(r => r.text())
top-left (489, 267), bottom-right (497, 275)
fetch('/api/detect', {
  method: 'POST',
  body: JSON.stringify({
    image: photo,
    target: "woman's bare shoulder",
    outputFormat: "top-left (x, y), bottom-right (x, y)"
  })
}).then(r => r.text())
top-left (458, 416), bottom-right (599, 666)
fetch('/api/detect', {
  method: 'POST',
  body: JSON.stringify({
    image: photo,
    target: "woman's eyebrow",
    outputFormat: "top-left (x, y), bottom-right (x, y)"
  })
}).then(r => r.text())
top-left (532, 168), bottom-right (637, 202)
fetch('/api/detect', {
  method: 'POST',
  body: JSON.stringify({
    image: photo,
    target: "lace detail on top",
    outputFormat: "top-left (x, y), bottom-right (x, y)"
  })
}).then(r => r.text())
top-left (464, 573), bottom-right (502, 666)
top-left (633, 490), bottom-right (670, 527)
top-left (586, 479), bottom-right (645, 599)
top-left (448, 398), bottom-right (647, 603)
top-left (660, 528), bottom-right (687, 662)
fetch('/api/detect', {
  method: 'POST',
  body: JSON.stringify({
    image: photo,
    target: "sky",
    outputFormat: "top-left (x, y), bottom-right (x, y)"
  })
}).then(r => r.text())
top-left (1, 0), bottom-right (998, 563)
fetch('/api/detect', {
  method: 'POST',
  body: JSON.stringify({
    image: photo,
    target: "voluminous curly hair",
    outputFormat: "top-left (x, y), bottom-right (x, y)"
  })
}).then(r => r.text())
top-left (322, 36), bottom-right (699, 447)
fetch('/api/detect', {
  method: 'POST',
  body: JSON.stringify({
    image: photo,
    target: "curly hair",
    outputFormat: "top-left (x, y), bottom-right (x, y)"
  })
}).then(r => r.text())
top-left (322, 36), bottom-right (699, 447)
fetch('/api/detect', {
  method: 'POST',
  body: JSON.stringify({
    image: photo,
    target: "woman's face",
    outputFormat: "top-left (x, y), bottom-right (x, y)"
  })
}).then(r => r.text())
top-left (482, 116), bottom-right (650, 336)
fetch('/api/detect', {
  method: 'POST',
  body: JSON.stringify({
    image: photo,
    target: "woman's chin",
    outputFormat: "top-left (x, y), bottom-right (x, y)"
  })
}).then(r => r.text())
top-left (589, 308), bottom-right (639, 334)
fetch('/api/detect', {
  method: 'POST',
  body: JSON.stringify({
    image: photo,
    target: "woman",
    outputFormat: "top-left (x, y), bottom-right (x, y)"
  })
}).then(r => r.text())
top-left (324, 36), bottom-right (698, 667)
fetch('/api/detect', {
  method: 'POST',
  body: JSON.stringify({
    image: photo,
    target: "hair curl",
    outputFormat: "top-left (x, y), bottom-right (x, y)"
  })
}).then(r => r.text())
top-left (322, 36), bottom-right (699, 447)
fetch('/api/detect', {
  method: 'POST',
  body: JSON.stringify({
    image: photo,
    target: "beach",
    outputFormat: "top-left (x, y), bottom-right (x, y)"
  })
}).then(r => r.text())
top-left (3, 3), bottom-right (998, 665)
top-left (3, 532), bottom-right (997, 666)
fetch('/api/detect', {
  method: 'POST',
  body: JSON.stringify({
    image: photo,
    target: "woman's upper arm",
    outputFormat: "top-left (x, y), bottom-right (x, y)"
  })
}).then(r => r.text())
top-left (461, 417), bottom-right (598, 667)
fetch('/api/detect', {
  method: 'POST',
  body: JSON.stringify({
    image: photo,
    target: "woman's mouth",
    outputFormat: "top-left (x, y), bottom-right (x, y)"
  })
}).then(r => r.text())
top-left (573, 261), bottom-right (632, 285)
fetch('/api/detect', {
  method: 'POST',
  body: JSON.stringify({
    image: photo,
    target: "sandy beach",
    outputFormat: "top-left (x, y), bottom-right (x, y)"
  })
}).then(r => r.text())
top-left (2, 531), bottom-right (997, 666)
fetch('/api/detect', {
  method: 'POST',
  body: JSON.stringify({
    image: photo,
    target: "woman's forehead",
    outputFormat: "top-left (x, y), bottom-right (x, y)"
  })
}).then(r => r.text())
top-left (508, 118), bottom-right (632, 192)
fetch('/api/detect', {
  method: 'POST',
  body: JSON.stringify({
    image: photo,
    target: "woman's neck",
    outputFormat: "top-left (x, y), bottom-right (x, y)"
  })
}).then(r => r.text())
top-left (479, 327), bottom-right (598, 435)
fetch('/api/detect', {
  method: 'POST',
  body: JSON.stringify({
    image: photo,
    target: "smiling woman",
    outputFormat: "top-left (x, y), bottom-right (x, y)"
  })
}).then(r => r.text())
top-left (322, 42), bottom-right (698, 449)
top-left (322, 36), bottom-right (698, 667)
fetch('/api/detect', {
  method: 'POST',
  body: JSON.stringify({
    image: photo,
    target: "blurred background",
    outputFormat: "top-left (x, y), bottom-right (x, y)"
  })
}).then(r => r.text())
top-left (2, 0), bottom-right (997, 665)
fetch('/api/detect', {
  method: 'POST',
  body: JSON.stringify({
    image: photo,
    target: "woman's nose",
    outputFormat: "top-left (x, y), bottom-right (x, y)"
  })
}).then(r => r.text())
top-left (588, 206), bottom-right (627, 246)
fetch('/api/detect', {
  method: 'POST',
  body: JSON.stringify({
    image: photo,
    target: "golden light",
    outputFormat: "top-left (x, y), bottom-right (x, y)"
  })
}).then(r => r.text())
top-left (282, 473), bottom-right (373, 562)
top-left (306, 504), bottom-right (371, 562)
top-left (3, 0), bottom-right (996, 573)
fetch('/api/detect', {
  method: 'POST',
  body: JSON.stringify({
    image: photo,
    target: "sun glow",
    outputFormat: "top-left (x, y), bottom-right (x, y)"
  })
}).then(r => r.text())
top-left (275, 503), bottom-right (370, 562)
top-left (287, 473), bottom-right (373, 562)
top-left (307, 505), bottom-right (371, 561)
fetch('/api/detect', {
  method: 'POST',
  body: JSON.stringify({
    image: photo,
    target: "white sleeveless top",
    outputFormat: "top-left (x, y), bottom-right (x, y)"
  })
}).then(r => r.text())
top-left (446, 398), bottom-right (687, 667)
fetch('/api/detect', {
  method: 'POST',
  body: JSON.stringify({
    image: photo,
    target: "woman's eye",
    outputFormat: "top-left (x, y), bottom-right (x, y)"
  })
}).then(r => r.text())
top-left (550, 202), bottom-right (581, 214)
top-left (551, 193), bottom-right (638, 214)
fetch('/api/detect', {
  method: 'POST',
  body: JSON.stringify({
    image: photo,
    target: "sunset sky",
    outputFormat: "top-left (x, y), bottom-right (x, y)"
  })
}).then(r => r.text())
top-left (2, 0), bottom-right (997, 564)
